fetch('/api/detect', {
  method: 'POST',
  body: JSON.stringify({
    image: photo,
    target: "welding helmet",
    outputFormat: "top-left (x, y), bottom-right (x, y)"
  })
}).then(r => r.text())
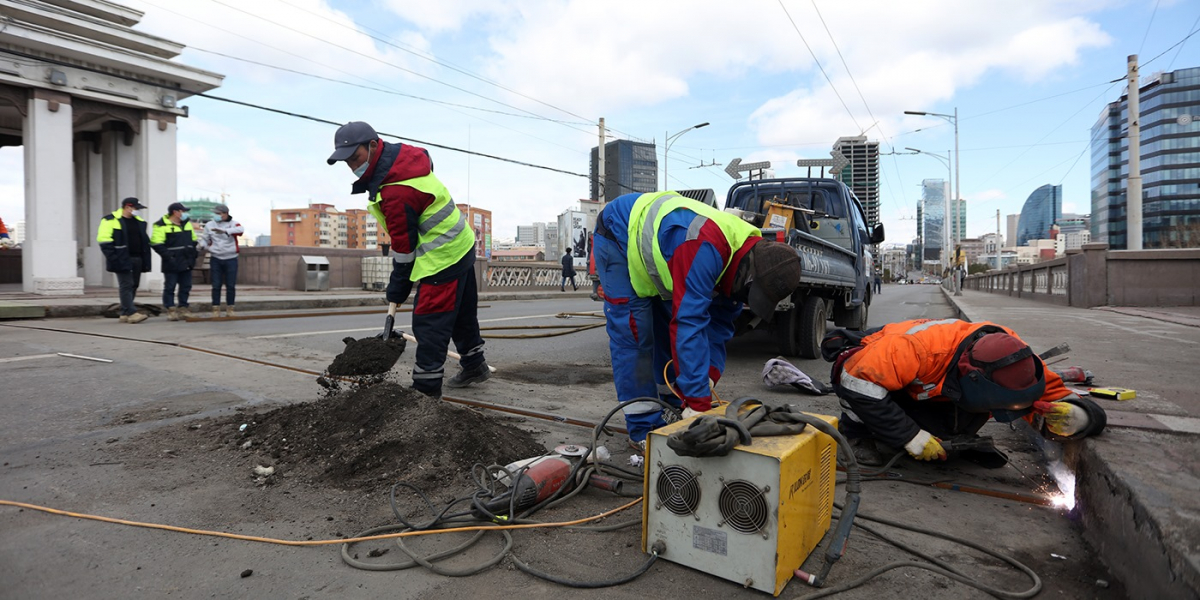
top-left (956, 333), bottom-right (1045, 422)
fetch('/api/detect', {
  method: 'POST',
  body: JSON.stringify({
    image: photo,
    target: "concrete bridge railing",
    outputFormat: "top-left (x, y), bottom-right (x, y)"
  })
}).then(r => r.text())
top-left (963, 243), bottom-right (1200, 307)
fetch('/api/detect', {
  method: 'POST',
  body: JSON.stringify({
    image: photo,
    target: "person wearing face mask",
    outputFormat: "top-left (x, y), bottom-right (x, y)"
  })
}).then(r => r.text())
top-left (199, 204), bottom-right (244, 318)
top-left (97, 197), bottom-right (153, 323)
top-left (327, 121), bottom-right (487, 398)
top-left (151, 202), bottom-right (199, 321)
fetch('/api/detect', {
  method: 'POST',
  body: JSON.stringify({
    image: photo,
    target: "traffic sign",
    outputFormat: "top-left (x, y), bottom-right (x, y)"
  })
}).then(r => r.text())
top-left (725, 157), bottom-right (772, 179)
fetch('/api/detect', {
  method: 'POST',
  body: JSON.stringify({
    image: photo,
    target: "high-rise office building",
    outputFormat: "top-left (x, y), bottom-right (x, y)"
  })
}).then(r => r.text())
top-left (590, 139), bottom-right (658, 203)
top-left (1091, 66), bottom-right (1200, 248)
top-left (833, 136), bottom-right (881, 226)
top-left (921, 179), bottom-right (948, 265)
top-left (950, 198), bottom-right (966, 244)
top-left (1016, 184), bottom-right (1062, 246)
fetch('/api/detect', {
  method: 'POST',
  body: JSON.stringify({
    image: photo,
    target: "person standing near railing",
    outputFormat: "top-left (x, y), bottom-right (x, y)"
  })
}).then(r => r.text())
top-left (199, 204), bottom-right (243, 318)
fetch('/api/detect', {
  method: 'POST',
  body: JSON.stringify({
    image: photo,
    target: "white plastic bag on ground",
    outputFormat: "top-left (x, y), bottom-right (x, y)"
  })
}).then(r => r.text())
top-left (762, 357), bottom-right (831, 395)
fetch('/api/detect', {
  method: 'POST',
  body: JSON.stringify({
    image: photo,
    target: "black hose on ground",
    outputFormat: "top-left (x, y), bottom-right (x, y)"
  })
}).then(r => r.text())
top-left (510, 541), bottom-right (664, 589)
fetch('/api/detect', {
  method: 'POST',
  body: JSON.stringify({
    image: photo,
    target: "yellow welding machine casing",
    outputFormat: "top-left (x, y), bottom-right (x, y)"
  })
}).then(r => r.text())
top-left (641, 412), bottom-right (838, 596)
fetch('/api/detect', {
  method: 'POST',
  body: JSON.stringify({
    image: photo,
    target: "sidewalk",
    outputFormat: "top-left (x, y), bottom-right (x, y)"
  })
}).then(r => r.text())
top-left (0, 285), bottom-right (593, 319)
top-left (943, 289), bottom-right (1200, 599)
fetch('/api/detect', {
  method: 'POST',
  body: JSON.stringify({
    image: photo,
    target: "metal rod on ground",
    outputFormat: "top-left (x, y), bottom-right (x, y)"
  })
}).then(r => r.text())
top-left (400, 332), bottom-right (497, 373)
top-left (443, 395), bottom-right (626, 435)
top-left (56, 352), bottom-right (113, 363)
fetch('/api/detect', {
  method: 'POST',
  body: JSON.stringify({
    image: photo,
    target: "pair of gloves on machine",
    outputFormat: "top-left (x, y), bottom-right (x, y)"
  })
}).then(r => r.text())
top-left (905, 399), bottom-right (1100, 461)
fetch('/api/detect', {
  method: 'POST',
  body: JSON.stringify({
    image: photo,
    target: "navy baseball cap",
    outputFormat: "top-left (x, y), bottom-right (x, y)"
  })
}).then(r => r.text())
top-left (327, 121), bottom-right (378, 165)
top-left (167, 202), bottom-right (190, 213)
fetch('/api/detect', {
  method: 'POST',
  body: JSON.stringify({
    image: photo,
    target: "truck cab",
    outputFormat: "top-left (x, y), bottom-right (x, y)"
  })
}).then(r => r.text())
top-left (725, 177), bottom-right (884, 357)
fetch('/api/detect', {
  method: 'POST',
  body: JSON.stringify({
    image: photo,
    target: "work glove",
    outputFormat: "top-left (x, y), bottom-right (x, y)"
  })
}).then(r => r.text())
top-left (904, 430), bottom-right (947, 461)
top-left (682, 407), bottom-right (705, 419)
top-left (1038, 400), bottom-right (1090, 438)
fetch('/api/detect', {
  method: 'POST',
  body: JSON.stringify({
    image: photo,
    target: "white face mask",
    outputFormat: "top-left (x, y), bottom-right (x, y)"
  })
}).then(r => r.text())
top-left (352, 143), bottom-right (373, 179)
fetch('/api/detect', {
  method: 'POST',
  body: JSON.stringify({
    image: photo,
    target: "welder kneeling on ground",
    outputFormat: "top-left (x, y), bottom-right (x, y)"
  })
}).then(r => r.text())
top-left (824, 318), bottom-right (1106, 467)
top-left (595, 191), bottom-right (802, 452)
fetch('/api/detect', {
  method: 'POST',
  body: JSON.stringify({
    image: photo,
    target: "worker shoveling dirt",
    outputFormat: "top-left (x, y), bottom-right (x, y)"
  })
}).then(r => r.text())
top-left (149, 382), bottom-right (546, 492)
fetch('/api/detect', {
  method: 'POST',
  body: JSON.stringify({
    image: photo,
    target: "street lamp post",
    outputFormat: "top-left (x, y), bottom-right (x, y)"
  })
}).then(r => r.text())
top-left (905, 147), bottom-right (952, 284)
top-left (906, 109), bottom-right (961, 295)
top-left (663, 122), bottom-right (709, 190)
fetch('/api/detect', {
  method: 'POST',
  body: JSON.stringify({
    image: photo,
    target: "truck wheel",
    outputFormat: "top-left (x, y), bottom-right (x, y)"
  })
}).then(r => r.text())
top-left (796, 296), bottom-right (828, 359)
top-left (849, 297), bottom-right (870, 331)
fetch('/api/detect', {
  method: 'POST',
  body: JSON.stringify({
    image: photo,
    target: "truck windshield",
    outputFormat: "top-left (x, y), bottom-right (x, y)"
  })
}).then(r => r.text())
top-left (727, 181), bottom-right (845, 218)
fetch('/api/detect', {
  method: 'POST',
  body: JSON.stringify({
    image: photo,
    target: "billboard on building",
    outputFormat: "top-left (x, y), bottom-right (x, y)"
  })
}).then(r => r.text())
top-left (558, 210), bottom-right (592, 269)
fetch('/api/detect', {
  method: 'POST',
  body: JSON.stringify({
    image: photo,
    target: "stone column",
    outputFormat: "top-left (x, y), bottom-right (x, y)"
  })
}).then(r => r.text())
top-left (137, 111), bottom-right (177, 293)
top-left (23, 89), bottom-right (84, 295)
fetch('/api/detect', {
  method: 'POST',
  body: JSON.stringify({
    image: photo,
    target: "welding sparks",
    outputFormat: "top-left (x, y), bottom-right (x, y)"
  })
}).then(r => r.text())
top-left (1047, 460), bottom-right (1077, 510)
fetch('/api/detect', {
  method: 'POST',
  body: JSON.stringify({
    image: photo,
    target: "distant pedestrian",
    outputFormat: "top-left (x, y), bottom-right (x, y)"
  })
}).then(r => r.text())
top-left (561, 250), bottom-right (577, 291)
top-left (98, 197), bottom-right (152, 323)
top-left (151, 202), bottom-right (199, 321)
top-left (200, 204), bottom-right (244, 318)
top-left (874, 273), bottom-right (882, 295)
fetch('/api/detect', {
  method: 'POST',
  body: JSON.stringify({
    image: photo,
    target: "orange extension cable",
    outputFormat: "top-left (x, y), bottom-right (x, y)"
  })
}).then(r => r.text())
top-left (0, 498), bottom-right (642, 547)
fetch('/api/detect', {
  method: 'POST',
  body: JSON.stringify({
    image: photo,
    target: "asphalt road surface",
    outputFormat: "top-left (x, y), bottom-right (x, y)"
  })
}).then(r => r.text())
top-left (0, 283), bottom-right (1124, 599)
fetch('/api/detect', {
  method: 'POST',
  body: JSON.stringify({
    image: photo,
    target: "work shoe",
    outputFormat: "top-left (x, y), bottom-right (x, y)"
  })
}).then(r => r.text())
top-left (627, 438), bottom-right (646, 454)
top-left (118, 315), bottom-right (130, 323)
top-left (178, 306), bottom-right (192, 319)
top-left (211, 307), bottom-right (220, 318)
top-left (166, 308), bottom-right (179, 321)
top-left (846, 437), bottom-right (886, 467)
top-left (127, 312), bottom-right (148, 324)
top-left (446, 362), bottom-right (489, 388)
top-left (226, 305), bottom-right (236, 318)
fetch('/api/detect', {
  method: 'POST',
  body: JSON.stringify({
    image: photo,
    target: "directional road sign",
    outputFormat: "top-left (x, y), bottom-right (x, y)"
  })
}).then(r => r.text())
top-left (725, 157), bottom-right (772, 179)
top-left (796, 150), bottom-right (849, 173)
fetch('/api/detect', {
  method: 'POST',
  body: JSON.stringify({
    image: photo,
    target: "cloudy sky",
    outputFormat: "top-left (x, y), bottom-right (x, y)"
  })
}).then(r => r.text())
top-left (2, 0), bottom-right (1198, 247)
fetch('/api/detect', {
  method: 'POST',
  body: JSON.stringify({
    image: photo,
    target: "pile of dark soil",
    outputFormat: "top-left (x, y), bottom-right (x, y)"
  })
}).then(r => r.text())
top-left (325, 336), bottom-right (406, 377)
top-left (212, 382), bottom-right (546, 492)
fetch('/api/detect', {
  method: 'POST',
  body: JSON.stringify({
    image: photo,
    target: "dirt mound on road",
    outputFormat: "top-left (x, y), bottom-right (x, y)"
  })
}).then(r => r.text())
top-left (205, 382), bottom-right (546, 492)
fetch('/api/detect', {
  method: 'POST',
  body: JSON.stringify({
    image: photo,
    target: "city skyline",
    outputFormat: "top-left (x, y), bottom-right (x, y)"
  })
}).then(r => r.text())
top-left (0, 1), bottom-right (1197, 250)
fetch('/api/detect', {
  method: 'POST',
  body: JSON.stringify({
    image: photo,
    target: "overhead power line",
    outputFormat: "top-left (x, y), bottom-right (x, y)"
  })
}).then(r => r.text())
top-left (775, 0), bottom-right (862, 132)
top-left (0, 47), bottom-right (650, 193)
top-left (202, 0), bottom-right (598, 139)
top-left (268, 0), bottom-right (594, 124)
top-left (187, 46), bottom-right (592, 126)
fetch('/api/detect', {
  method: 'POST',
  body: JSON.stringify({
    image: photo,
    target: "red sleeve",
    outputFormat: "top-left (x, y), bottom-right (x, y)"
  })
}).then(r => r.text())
top-left (378, 185), bottom-right (434, 255)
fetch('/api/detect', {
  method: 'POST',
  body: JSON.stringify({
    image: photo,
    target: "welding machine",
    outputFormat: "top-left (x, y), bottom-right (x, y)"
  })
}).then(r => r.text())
top-left (641, 412), bottom-right (838, 596)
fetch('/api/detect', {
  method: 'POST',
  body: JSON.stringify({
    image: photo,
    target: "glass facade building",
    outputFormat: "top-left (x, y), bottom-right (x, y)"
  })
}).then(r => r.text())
top-left (921, 178), bottom-right (947, 264)
top-left (1016, 184), bottom-right (1062, 246)
top-left (590, 139), bottom-right (658, 203)
top-left (1091, 66), bottom-right (1200, 249)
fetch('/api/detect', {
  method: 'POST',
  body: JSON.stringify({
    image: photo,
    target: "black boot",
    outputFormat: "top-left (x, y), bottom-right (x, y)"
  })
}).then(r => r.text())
top-left (447, 361), bottom-right (490, 388)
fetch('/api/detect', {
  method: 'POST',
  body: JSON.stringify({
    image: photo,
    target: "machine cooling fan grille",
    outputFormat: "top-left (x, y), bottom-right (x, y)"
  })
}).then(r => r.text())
top-left (657, 465), bottom-right (701, 516)
top-left (718, 479), bottom-right (769, 534)
top-left (819, 445), bottom-right (834, 523)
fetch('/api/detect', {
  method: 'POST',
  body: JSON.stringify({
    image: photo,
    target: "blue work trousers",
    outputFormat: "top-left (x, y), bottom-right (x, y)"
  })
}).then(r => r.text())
top-left (594, 235), bottom-right (680, 441)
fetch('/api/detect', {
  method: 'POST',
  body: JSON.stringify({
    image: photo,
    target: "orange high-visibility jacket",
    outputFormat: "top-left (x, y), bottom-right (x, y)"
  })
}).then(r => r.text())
top-left (840, 318), bottom-right (1074, 404)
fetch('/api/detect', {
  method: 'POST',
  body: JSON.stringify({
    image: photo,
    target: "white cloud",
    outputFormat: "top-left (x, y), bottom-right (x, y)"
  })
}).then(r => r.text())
top-left (383, 0), bottom-right (513, 33)
top-left (748, 2), bottom-right (1111, 150)
top-left (126, 0), bottom-right (431, 84)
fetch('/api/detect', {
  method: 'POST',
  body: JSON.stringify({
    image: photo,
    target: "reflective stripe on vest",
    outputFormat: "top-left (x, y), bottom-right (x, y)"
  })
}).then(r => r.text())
top-left (626, 192), bottom-right (762, 299)
top-left (375, 174), bottom-right (474, 280)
